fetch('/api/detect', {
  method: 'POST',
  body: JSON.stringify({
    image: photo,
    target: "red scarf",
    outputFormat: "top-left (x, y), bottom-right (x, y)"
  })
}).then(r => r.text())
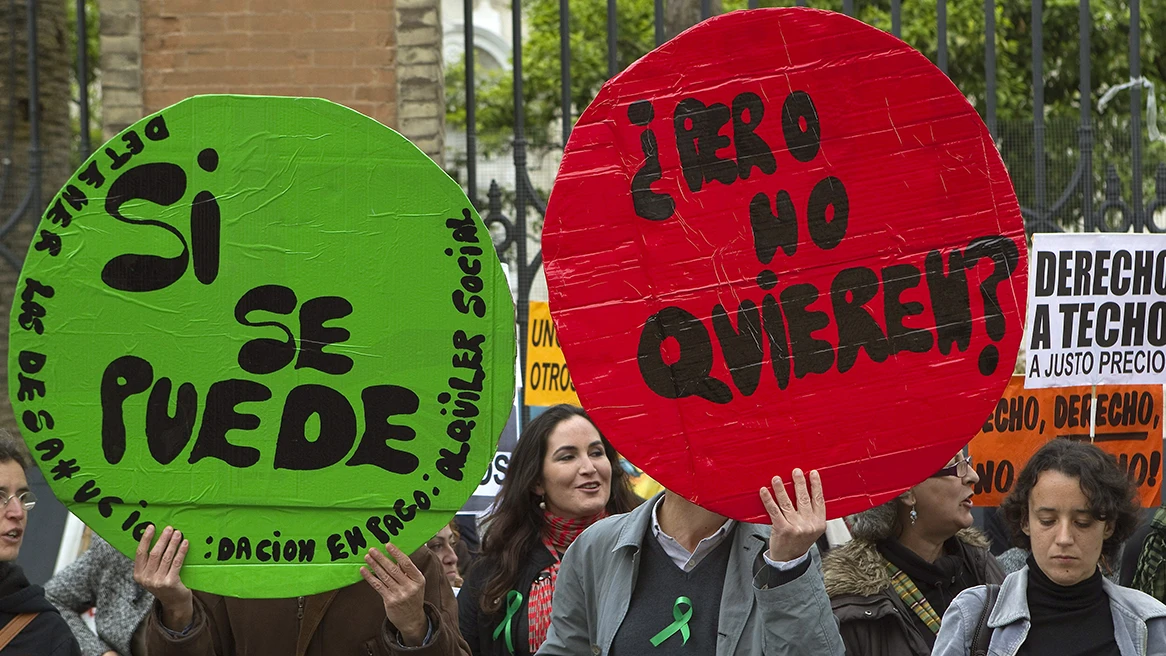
top-left (526, 509), bottom-right (608, 652)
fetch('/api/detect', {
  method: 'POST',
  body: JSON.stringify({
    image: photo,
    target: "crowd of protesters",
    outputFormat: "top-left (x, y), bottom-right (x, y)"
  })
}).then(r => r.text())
top-left (1, 411), bottom-right (1165, 654)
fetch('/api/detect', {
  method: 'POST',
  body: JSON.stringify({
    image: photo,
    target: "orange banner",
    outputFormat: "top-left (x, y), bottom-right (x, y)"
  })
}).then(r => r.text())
top-left (968, 376), bottom-right (1163, 506)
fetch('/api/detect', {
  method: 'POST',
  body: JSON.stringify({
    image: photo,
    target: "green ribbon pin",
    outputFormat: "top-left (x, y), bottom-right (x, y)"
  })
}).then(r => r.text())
top-left (650, 596), bottom-right (694, 647)
top-left (492, 590), bottom-right (524, 655)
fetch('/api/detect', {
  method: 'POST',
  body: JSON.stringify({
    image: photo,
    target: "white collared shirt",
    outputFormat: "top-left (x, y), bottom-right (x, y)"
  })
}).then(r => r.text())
top-left (650, 496), bottom-right (809, 572)
top-left (650, 495), bottom-right (736, 571)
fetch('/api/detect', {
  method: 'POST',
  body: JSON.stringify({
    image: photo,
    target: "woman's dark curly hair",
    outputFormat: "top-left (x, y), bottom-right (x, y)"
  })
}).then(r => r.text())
top-left (999, 438), bottom-right (1140, 562)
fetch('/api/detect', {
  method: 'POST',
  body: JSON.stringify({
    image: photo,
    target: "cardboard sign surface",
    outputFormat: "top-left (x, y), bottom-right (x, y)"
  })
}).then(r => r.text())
top-left (542, 8), bottom-right (1027, 521)
top-left (970, 376), bottom-right (1162, 506)
top-left (525, 301), bottom-right (580, 406)
top-left (9, 95), bottom-right (515, 597)
top-left (1024, 233), bottom-right (1166, 388)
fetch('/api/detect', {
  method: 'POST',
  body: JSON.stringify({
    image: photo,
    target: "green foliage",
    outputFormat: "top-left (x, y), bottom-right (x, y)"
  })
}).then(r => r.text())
top-left (838, 0), bottom-right (1166, 225)
top-left (446, 56), bottom-right (516, 155)
top-left (447, 0), bottom-right (658, 156)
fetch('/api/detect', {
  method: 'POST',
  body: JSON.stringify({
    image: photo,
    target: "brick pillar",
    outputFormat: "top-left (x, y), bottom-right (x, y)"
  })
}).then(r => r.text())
top-left (103, 0), bottom-right (449, 157)
top-left (101, 0), bottom-right (144, 139)
top-left (132, 0), bottom-right (400, 129)
top-left (394, 0), bottom-right (443, 164)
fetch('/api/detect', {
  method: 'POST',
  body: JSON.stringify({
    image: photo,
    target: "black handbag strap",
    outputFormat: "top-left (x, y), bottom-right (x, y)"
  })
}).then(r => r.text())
top-left (970, 584), bottom-right (1001, 656)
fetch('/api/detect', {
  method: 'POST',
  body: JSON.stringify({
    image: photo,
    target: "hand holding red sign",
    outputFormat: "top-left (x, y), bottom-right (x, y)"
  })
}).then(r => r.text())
top-left (543, 8), bottom-right (1027, 521)
top-left (760, 468), bottom-right (826, 562)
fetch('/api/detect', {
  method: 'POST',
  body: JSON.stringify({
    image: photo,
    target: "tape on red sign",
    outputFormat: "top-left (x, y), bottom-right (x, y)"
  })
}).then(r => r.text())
top-left (543, 8), bottom-right (1028, 521)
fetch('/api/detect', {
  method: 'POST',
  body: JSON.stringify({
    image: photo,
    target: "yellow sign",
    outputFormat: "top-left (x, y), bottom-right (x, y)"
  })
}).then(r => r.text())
top-left (525, 302), bottom-right (579, 406)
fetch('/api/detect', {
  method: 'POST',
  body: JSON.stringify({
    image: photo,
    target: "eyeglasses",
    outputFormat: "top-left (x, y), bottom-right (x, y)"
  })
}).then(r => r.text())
top-left (0, 491), bottom-right (36, 512)
top-left (931, 455), bottom-right (973, 479)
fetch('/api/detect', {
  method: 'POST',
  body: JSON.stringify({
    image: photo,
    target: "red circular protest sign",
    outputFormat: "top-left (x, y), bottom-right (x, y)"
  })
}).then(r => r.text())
top-left (543, 8), bottom-right (1028, 521)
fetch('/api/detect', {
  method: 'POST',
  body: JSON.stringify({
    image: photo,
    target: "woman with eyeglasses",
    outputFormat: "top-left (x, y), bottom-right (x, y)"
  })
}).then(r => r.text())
top-left (0, 429), bottom-right (81, 655)
top-left (822, 448), bottom-right (1003, 656)
top-left (934, 439), bottom-right (1166, 656)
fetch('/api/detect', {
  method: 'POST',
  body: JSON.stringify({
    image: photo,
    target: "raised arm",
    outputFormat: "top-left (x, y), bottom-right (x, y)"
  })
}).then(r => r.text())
top-left (755, 469), bottom-right (844, 656)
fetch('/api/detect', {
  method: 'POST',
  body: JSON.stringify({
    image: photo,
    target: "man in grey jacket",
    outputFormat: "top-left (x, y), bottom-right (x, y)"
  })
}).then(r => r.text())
top-left (537, 468), bottom-right (844, 656)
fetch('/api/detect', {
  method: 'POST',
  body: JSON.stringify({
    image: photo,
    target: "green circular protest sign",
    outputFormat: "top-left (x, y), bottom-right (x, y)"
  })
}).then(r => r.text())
top-left (8, 95), bottom-right (515, 598)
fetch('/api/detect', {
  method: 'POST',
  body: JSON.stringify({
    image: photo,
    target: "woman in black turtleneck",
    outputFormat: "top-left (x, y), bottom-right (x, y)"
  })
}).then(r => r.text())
top-left (823, 447), bottom-right (1004, 656)
top-left (935, 439), bottom-right (1166, 656)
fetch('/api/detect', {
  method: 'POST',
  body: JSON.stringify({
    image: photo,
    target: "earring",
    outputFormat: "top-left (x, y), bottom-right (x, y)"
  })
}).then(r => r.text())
top-left (538, 495), bottom-right (546, 510)
top-left (909, 507), bottom-right (918, 525)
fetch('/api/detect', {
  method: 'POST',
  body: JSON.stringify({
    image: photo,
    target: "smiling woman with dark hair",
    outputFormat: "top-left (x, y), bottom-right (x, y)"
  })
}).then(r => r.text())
top-left (457, 404), bottom-right (639, 656)
top-left (934, 439), bottom-right (1166, 656)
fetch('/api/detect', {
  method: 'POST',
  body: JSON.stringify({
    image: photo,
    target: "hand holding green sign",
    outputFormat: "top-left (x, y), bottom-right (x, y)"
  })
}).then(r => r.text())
top-left (9, 95), bottom-right (515, 598)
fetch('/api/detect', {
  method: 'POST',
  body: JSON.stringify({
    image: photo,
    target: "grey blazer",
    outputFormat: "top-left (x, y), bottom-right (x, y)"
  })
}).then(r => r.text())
top-left (933, 566), bottom-right (1166, 656)
top-left (536, 493), bottom-right (844, 656)
top-left (45, 536), bottom-right (154, 656)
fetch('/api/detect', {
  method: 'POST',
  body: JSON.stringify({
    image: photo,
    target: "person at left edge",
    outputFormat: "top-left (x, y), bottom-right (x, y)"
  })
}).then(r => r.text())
top-left (0, 428), bottom-right (81, 655)
top-left (536, 468), bottom-right (844, 656)
top-left (135, 523), bottom-right (469, 655)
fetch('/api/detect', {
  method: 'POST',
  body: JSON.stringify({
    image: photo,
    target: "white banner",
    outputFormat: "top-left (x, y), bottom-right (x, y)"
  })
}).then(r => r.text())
top-left (457, 402), bottom-right (518, 515)
top-left (1024, 233), bottom-right (1166, 388)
